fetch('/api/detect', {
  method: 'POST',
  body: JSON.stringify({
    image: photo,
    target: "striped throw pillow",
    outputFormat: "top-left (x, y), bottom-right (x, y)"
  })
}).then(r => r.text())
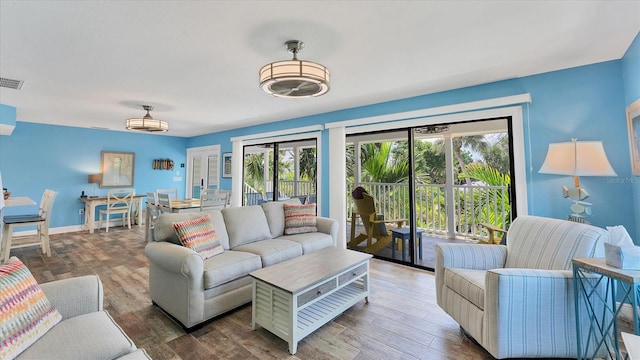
top-left (173, 215), bottom-right (224, 259)
top-left (0, 257), bottom-right (62, 359)
top-left (284, 203), bottom-right (318, 235)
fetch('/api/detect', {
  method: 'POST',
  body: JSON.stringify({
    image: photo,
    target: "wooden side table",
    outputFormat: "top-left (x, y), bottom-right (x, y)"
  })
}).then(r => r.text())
top-left (573, 258), bottom-right (640, 359)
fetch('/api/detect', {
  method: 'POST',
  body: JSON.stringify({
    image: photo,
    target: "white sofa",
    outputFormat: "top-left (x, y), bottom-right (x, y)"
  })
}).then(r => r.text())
top-left (435, 215), bottom-right (608, 359)
top-left (16, 275), bottom-right (150, 360)
top-left (145, 201), bottom-right (338, 330)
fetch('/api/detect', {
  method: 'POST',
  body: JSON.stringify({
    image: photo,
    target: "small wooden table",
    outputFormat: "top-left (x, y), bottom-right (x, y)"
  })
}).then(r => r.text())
top-left (80, 195), bottom-right (144, 233)
top-left (250, 247), bottom-right (372, 354)
top-left (390, 227), bottom-right (423, 261)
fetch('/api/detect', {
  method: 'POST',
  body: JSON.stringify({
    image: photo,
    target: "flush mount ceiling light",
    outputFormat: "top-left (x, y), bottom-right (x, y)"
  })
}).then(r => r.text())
top-left (126, 105), bottom-right (168, 132)
top-left (259, 40), bottom-right (330, 98)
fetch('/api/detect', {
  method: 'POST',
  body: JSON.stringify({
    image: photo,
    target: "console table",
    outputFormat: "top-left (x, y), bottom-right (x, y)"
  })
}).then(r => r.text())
top-left (573, 257), bottom-right (640, 359)
top-left (80, 195), bottom-right (144, 233)
top-left (250, 247), bottom-right (372, 354)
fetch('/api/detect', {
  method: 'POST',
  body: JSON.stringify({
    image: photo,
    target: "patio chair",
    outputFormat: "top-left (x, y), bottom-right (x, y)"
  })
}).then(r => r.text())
top-left (348, 192), bottom-right (405, 254)
top-left (479, 222), bottom-right (507, 244)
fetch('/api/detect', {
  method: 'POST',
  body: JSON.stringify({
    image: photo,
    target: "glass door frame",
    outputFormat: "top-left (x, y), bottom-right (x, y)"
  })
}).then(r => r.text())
top-left (232, 131), bottom-right (323, 214)
top-left (340, 106), bottom-right (527, 266)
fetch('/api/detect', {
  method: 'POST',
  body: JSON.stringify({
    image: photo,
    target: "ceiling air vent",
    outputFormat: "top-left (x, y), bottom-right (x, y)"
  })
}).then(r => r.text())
top-left (0, 77), bottom-right (25, 90)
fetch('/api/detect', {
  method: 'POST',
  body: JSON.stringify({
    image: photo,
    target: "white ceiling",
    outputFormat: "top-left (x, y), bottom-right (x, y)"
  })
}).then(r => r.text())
top-left (1, 1), bottom-right (639, 138)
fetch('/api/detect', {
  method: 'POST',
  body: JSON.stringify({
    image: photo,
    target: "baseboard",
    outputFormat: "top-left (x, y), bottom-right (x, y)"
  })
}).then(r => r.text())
top-left (8, 220), bottom-right (136, 237)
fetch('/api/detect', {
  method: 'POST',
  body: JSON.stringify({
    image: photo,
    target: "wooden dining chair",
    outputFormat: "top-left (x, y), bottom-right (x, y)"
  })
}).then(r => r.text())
top-left (98, 188), bottom-right (134, 232)
top-left (200, 189), bottom-right (228, 211)
top-left (145, 192), bottom-right (159, 242)
top-left (1, 189), bottom-right (58, 263)
top-left (156, 192), bottom-right (173, 214)
top-left (155, 188), bottom-right (178, 201)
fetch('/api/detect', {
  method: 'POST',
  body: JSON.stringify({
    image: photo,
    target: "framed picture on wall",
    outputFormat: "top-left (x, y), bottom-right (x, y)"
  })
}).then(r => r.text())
top-left (627, 99), bottom-right (640, 176)
top-left (101, 151), bottom-right (135, 187)
top-left (222, 153), bottom-right (232, 178)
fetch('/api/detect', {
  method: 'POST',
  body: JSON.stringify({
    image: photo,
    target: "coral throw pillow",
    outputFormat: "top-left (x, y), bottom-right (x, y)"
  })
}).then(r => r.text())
top-left (173, 215), bottom-right (224, 259)
top-left (0, 257), bottom-right (62, 359)
top-left (284, 203), bottom-right (318, 235)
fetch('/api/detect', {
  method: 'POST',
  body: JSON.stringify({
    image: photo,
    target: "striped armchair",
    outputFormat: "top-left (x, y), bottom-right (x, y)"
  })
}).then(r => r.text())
top-left (435, 215), bottom-right (608, 359)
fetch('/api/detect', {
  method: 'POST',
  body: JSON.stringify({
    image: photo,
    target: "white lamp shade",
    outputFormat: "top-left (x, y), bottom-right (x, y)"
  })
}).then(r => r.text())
top-left (539, 140), bottom-right (617, 176)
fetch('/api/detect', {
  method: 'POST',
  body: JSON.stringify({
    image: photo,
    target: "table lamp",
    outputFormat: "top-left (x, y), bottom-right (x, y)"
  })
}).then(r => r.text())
top-left (539, 138), bottom-right (616, 222)
top-left (88, 174), bottom-right (102, 197)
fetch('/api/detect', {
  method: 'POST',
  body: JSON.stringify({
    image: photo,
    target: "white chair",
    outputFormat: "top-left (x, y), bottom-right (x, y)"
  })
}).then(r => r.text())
top-left (1, 189), bottom-right (58, 263)
top-left (145, 192), bottom-right (159, 242)
top-left (98, 188), bottom-right (134, 232)
top-left (200, 189), bottom-right (228, 211)
top-left (156, 192), bottom-right (173, 214)
top-left (155, 188), bottom-right (177, 201)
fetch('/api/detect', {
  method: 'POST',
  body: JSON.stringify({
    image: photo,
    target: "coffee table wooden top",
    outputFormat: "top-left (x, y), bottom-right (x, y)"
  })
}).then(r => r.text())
top-left (249, 247), bottom-right (372, 294)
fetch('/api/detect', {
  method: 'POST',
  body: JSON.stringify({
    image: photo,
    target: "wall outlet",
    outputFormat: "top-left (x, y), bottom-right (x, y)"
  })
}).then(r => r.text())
top-left (78, 208), bottom-right (84, 216)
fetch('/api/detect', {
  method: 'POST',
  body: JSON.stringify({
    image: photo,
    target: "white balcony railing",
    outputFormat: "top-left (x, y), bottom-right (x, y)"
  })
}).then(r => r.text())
top-left (347, 182), bottom-right (511, 241)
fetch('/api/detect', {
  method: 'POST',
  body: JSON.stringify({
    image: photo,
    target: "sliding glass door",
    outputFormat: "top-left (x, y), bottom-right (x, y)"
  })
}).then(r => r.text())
top-left (347, 119), bottom-right (514, 269)
top-left (242, 139), bottom-right (317, 206)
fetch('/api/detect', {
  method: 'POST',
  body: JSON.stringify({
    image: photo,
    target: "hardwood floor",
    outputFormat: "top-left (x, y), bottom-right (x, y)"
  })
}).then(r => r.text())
top-left (9, 226), bottom-right (495, 360)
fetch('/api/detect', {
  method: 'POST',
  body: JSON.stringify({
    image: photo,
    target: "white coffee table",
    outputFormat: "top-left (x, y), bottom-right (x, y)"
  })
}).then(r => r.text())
top-left (249, 247), bottom-right (372, 354)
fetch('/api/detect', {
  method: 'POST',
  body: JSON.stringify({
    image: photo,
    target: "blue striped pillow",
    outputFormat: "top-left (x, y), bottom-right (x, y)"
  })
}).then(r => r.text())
top-left (173, 215), bottom-right (224, 259)
top-left (283, 203), bottom-right (317, 235)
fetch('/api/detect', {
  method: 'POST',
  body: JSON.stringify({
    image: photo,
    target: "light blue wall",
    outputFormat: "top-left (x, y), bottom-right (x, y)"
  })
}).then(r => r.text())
top-left (1, 43), bottom-right (637, 239)
top-left (0, 122), bottom-right (187, 228)
top-left (0, 104), bottom-right (17, 127)
top-left (622, 32), bottom-right (640, 242)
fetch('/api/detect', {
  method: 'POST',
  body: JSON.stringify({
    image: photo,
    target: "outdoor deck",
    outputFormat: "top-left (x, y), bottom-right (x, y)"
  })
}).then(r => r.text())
top-left (346, 224), bottom-right (476, 269)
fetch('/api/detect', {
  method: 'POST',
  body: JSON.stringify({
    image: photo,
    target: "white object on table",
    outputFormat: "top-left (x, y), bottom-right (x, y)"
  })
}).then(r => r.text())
top-left (622, 332), bottom-right (640, 359)
top-left (4, 196), bottom-right (37, 207)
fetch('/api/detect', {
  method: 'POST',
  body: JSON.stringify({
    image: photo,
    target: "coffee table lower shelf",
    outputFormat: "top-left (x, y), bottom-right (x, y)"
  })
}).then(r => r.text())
top-left (252, 269), bottom-right (369, 354)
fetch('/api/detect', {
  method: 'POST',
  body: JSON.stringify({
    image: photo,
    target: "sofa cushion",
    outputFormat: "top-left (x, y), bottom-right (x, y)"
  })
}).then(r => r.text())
top-left (233, 239), bottom-right (303, 267)
top-left (1, 257), bottom-right (62, 360)
top-left (203, 250), bottom-right (262, 289)
top-left (443, 267), bottom-right (486, 310)
top-left (283, 203), bottom-right (318, 235)
top-left (261, 199), bottom-right (302, 238)
top-left (173, 215), bottom-right (224, 259)
top-left (222, 205), bottom-right (272, 248)
top-left (279, 232), bottom-right (333, 254)
top-left (15, 311), bottom-right (136, 360)
top-left (154, 211), bottom-right (230, 249)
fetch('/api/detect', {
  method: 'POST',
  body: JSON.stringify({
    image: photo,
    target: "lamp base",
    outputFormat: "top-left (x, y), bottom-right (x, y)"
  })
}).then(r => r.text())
top-left (562, 186), bottom-right (589, 201)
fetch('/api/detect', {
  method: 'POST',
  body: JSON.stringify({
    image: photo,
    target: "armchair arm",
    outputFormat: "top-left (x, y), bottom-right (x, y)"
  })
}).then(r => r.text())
top-left (40, 275), bottom-right (103, 320)
top-left (435, 243), bottom-right (507, 307)
top-left (436, 243), bottom-right (507, 271)
top-left (145, 241), bottom-right (203, 278)
top-left (369, 214), bottom-right (407, 227)
top-left (483, 268), bottom-right (581, 358)
top-left (316, 217), bottom-right (338, 244)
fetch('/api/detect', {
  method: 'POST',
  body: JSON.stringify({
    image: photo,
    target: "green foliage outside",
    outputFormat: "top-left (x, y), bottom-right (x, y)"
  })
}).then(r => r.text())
top-left (348, 133), bottom-right (512, 235)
